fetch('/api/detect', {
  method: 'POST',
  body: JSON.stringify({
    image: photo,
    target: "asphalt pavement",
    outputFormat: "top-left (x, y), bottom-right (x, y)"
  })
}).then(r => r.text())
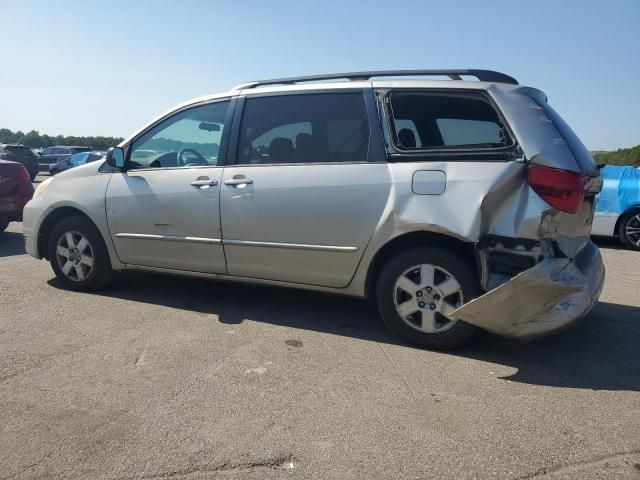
top-left (1, 192), bottom-right (639, 479)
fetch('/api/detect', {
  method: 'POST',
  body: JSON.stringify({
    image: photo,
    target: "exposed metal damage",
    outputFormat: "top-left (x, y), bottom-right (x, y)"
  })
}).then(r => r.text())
top-left (454, 241), bottom-right (604, 339)
top-left (451, 186), bottom-right (604, 340)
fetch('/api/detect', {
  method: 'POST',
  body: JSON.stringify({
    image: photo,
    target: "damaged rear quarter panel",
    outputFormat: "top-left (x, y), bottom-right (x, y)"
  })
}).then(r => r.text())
top-left (352, 159), bottom-right (553, 296)
top-left (381, 160), bottom-right (549, 242)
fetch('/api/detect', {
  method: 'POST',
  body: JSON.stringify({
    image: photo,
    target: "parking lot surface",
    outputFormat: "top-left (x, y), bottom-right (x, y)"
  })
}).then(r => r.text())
top-left (1, 197), bottom-right (639, 478)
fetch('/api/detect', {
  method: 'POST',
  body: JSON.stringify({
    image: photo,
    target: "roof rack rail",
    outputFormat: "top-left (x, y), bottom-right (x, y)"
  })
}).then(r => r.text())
top-left (232, 69), bottom-right (518, 90)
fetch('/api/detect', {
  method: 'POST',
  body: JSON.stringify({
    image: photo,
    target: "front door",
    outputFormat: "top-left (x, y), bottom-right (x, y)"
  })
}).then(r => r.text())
top-left (106, 99), bottom-right (233, 273)
top-left (220, 92), bottom-right (390, 288)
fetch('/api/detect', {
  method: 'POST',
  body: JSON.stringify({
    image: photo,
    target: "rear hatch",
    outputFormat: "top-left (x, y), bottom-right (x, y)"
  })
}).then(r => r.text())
top-left (491, 85), bottom-right (600, 258)
top-left (1, 145), bottom-right (38, 167)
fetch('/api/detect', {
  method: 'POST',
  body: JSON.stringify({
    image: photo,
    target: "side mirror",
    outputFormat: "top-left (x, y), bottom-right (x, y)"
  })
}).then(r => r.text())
top-left (105, 147), bottom-right (125, 169)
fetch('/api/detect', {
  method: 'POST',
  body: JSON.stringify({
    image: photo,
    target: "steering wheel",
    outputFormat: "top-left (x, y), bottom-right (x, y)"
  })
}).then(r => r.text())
top-left (177, 148), bottom-right (207, 166)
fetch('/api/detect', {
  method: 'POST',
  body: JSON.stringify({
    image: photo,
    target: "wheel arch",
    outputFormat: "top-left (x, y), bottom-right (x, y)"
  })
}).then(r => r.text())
top-left (614, 204), bottom-right (640, 236)
top-left (37, 206), bottom-right (102, 260)
top-left (364, 230), bottom-right (479, 303)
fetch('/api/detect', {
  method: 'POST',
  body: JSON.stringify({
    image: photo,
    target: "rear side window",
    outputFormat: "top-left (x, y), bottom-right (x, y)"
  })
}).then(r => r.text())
top-left (388, 92), bottom-right (511, 150)
top-left (237, 92), bottom-right (370, 165)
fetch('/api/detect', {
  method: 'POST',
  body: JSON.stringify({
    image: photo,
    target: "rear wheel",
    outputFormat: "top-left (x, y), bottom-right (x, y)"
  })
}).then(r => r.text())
top-left (48, 215), bottom-right (114, 290)
top-left (618, 208), bottom-right (640, 251)
top-left (376, 247), bottom-right (481, 350)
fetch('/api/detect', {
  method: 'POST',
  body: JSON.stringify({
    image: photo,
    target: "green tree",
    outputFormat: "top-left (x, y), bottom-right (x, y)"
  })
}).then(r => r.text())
top-left (0, 128), bottom-right (17, 143)
top-left (592, 146), bottom-right (640, 167)
top-left (0, 127), bottom-right (123, 150)
top-left (21, 130), bottom-right (41, 147)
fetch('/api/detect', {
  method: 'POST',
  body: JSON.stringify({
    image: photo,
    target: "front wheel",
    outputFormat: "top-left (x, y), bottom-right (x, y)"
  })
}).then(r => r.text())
top-left (618, 208), bottom-right (640, 251)
top-left (48, 215), bottom-right (114, 290)
top-left (376, 247), bottom-right (481, 350)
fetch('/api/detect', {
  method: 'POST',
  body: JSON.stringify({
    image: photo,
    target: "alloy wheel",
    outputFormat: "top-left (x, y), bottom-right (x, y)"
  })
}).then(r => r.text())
top-left (625, 214), bottom-right (640, 247)
top-left (393, 263), bottom-right (464, 333)
top-left (56, 231), bottom-right (94, 282)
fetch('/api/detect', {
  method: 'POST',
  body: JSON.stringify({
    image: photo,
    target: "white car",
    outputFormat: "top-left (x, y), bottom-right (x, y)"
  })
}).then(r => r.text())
top-left (591, 165), bottom-right (640, 250)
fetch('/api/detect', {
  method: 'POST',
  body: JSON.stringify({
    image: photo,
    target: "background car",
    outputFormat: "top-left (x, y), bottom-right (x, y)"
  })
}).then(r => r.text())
top-left (0, 144), bottom-right (39, 180)
top-left (0, 159), bottom-right (34, 232)
top-left (49, 151), bottom-right (105, 175)
top-left (38, 146), bottom-right (92, 166)
top-left (592, 165), bottom-right (640, 250)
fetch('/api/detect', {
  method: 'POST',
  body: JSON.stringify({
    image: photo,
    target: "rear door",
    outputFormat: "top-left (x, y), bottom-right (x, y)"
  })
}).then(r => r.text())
top-left (219, 90), bottom-right (391, 288)
top-left (105, 98), bottom-right (234, 273)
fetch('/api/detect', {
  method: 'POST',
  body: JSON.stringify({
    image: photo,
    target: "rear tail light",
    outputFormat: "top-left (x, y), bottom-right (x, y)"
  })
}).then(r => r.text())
top-left (527, 164), bottom-right (592, 214)
top-left (16, 165), bottom-right (31, 184)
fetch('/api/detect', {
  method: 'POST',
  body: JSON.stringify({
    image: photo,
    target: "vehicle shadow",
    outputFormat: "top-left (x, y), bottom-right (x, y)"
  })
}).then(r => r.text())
top-left (592, 235), bottom-right (628, 251)
top-left (47, 272), bottom-right (640, 392)
top-left (48, 271), bottom-right (398, 344)
top-left (0, 231), bottom-right (26, 257)
top-left (459, 301), bottom-right (640, 391)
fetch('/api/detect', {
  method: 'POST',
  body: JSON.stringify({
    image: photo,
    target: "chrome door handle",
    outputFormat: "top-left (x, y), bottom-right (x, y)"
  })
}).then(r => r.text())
top-left (191, 178), bottom-right (218, 187)
top-left (224, 178), bottom-right (253, 186)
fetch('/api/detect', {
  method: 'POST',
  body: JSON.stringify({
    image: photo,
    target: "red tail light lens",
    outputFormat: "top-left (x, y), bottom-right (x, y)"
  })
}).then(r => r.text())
top-left (527, 165), bottom-right (592, 214)
top-left (16, 165), bottom-right (31, 184)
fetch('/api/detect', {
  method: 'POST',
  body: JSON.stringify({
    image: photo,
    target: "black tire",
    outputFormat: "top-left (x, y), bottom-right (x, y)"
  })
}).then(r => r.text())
top-left (618, 208), bottom-right (640, 251)
top-left (48, 215), bottom-right (114, 291)
top-left (0, 217), bottom-right (9, 232)
top-left (376, 247), bottom-right (481, 350)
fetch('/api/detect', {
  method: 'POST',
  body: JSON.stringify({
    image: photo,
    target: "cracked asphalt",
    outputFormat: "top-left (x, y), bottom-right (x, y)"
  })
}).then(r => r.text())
top-left (1, 208), bottom-right (639, 478)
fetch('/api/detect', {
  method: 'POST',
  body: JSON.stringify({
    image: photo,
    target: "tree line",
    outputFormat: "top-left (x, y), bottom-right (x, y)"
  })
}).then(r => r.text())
top-left (592, 145), bottom-right (640, 167)
top-left (0, 128), bottom-right (123, 151)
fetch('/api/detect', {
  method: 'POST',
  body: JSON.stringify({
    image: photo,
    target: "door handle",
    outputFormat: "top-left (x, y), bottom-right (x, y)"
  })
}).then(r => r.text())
top-left (224, 178), bottom-right (253, 186)
top-left (191, 178), bottom-right (218, 187)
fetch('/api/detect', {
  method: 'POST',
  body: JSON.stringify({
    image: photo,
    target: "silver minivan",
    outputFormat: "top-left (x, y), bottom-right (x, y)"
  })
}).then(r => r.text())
top-left (23, 69), bottom-right (605, 349)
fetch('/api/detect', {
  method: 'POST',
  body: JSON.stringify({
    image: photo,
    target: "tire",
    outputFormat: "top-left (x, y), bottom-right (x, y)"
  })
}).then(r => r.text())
top-left (48, 215), bottom-right (114, 290)
top-left (376, 247), bottom-right (481, 350)
top-left (0, 217), bottom-right (9, 232)
top-left (617, 208), bottom-right (640, 251)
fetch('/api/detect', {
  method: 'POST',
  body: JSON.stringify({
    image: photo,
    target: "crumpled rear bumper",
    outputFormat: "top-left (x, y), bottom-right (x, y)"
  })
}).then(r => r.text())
top-left (451, 241), bottom-right (605, 340)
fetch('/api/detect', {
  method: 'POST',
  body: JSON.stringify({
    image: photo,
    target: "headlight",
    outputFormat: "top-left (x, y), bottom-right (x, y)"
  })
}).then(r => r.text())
top-left (33, 177), bottom-right (53, 198)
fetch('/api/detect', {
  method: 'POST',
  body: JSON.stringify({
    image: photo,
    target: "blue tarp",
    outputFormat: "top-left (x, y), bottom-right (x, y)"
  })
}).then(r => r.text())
top-left (597, 165), bottom-right (640, 214)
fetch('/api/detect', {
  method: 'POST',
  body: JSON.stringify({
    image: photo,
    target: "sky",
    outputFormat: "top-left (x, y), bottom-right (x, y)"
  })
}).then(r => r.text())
top-left (1, 0), bottom-right (638, 151)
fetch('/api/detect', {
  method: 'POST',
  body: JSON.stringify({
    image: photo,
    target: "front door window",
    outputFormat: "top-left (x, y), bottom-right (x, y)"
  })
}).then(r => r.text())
top-left (129, 101), bottom-right (231, 169)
